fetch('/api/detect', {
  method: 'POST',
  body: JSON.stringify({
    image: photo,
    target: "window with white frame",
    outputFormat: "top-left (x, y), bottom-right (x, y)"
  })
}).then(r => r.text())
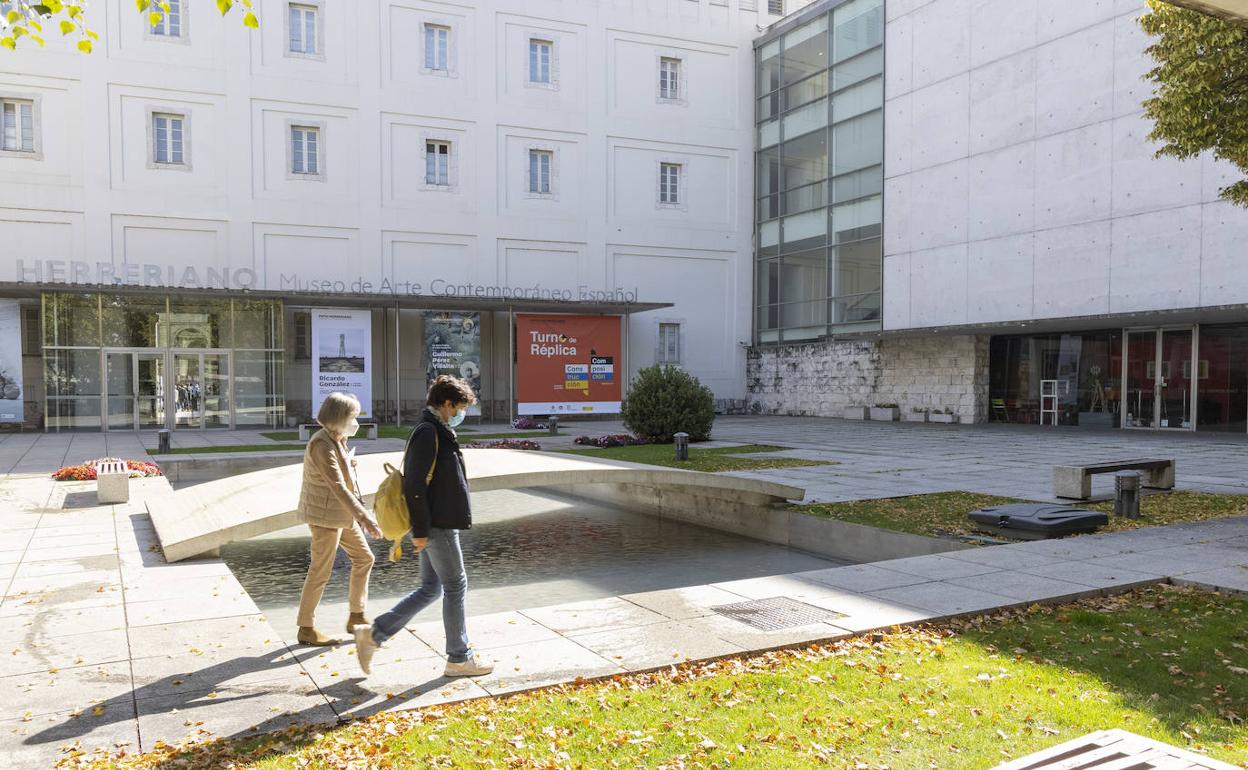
top-left (659, 57), bottom-right (681, 100)
top-left (768, 0), bottom-right (784, 14)
top-left (1, 98), bottom-right (35, 154)
top-left (288, 3), bottom-right (318, 55)
top-left (290, 125), bottom-right (321, 176)
top-left (425, 140), bottom-right (451, 186)
top-left (528, 149), bottom-right (552, 195)
top-left (659, 162), bottom-right (682, 206)
top-left (150, 0), bottom-right (183, 37)
top-left (424, 24), bottom-right (449, 72)
top-left (658, 323), bottom-right (681, 365)
top-left (528, 38), bottom-right (553, 85)
top-left (152, 112), bottom-right (186, 165)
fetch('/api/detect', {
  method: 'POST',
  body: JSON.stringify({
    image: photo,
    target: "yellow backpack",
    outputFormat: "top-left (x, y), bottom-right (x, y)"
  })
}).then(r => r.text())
top-left (374, 430), bottom-right (437, 562)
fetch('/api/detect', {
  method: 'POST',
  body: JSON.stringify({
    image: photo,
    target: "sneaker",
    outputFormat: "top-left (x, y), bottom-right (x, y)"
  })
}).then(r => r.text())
top-left (353, 625), bottom-right (379, 675)
top-left (443, 653), bottom-right (494, 678)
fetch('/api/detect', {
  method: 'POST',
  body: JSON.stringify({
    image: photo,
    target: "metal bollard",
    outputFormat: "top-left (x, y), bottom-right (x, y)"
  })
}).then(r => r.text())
top-left (547, 416), bottom-right (559, 435)
top-left (157, 428), bottom-right (171, 454)
top-left (674, 432), bottom-right (689, 461)
top-left (1114, 470), bottom-right (1141, 519)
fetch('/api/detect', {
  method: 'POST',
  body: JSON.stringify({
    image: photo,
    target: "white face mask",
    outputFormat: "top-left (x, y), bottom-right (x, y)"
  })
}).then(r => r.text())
top-left (344, 418), bottom-right (360, 437)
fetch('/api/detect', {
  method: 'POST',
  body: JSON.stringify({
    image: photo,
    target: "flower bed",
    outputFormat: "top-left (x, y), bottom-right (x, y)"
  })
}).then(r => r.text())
top-left (464, 439), bottom-right (542, 451)
top-left (573, 434), bottom-right (651, 448)
top-left (51, 457), bottom-right (163, 481)
top-left (510, 417), bottom-right (547, 430)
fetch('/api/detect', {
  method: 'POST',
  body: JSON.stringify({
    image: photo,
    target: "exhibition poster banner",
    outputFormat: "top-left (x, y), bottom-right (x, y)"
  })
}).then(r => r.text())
top-left (516, 314), bottom-right (622, 416)
top-left (0, 301), bottom-right (22, 424)
top-left (424, 312), bottom-right (482, 416)
top-left (312, 308), bottom-right (372, 419)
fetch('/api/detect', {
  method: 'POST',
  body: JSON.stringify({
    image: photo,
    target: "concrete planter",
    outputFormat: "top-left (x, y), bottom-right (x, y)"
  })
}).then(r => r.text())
top-left (869, 407), bottom-right (900, 421)
top-left (843, 406), bottom-right (868, 420)
top-left (904, 410), bottom-right (929, 423)
top-left (929, 413), bottom-right (960, 424)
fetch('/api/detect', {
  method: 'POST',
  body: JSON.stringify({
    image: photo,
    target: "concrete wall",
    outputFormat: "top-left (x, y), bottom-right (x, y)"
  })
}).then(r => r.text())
top-left (747, 334), bottom-right (990, 422)
top-left (0, 0), bottom-right (796, 402)
top-left (882, 0), bottom-right (1248, 330)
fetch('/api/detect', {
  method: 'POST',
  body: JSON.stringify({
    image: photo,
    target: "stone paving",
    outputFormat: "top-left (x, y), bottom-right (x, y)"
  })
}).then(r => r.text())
top-left (1, 417), bottom-right (1246, 766)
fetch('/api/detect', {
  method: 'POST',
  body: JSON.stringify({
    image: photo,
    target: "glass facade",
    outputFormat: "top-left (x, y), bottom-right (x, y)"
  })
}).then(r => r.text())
top-left (42, 293), bottom-right (286, 431)
top-left (755, 0), bottom-right (884, 343)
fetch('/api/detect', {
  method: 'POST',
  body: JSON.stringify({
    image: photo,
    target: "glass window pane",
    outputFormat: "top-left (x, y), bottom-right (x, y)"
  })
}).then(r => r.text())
top-left (832, 47), bottom-right (883, 91)
top-left (782, 97), bottom-right (828, 140)
top-left (758, 220), bottom-right (780, 254)
top-left (834, 291), bottom-right (880, 324)
top-left (780, 248), bottom-right (828, 305)
top-left (831, 108), bottom-right (882, 176)
top-left (756, 259), bottom-right (781, 311)
top-left (780, 15), bottom-right (828, 89)
top-left (780, 300), bottom-right (828, 337)
top-left (43, 292), bottom-right (99, 347)
top-left (289, 6), bottom-right (301, 50)
top-left (305, 10), bottom-right (316, 53)
top-left (832, 76), bottom-right (882, 123)
top-left (101, 294), bottom-right (167, 347)
top-left (831, 238), bottom-right (881, 297)
top-left (831, 194), bottom-right (881, 243)
top-left (783, 180), bottom-right (826, 216)
top-left (832, 0), bottom-right (883, 63)
top-left (832, 164), bottom-right (882, 203)
top-left (783, 70), bottom-right (828, 111)
top-left (166, 296), bottom-right (231, 348)
top-left (781, 208), bottom-right (827, 253)
top-left (757, 39), bottom-right (781, 98)
top-left (234, 350), bottom-right (286, 427)
top-left (1196, 325), bottom-right (1248, 432)
top-left (779, 129), bottom-right (827, 191)
top-left (234, 299), bottom-right (283, 349)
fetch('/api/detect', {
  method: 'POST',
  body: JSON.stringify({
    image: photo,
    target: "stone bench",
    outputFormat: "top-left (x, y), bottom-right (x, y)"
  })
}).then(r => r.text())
top-left (95, 460), bottom-right (130, 504)
top-left (1053, 458), bottom-right (1174, 500)
top-left (297, 422), bottom-right (377, 440)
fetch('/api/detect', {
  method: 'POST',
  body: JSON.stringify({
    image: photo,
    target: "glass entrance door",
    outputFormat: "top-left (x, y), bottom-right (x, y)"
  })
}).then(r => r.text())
top-left (1123, 328), bottom-right (1196, 431)
top-left (136, 353), bottom-right (167, 429)
top-left (172, 350), bottom-right (232, 430)
top-left (104, 352), bottom-right (137, 430)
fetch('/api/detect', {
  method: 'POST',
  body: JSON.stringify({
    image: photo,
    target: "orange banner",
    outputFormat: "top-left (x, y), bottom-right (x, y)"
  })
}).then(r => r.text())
top-left (516, 314), bottom-right (622, 415)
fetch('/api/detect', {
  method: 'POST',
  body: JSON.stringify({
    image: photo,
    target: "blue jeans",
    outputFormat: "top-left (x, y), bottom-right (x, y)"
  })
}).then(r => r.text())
top-left (372, 528), bottom-right (471, 663)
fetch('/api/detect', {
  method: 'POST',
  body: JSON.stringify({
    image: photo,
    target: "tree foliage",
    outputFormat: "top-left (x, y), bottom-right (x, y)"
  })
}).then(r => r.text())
top-left (1, 0), bottom-right (257, 53)
top-left (1141, 1), bottom-right (1248, 206)
top-left (621, 365), bottom-right (716, 444)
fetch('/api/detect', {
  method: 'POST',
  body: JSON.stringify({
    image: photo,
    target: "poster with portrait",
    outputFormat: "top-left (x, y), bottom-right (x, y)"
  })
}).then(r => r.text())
top-left (516, 314), bottom-right (622, 415)
top-left (0, 301), bottom-right (23, 424)
top-left (424, 312), bottom-right (482, 416)
top-left (312, 308), bottom-right (372, 419)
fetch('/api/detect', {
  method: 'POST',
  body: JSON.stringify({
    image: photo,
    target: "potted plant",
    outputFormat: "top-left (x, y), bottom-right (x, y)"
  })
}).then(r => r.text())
top-left (904, 406), bottom-right (929, 423)
top-left (929, 408), bottom-right (960, 424)
top-left (869, 403), bottom-right (900, 421)
top-left (843, 405), bottom-right (868, 420)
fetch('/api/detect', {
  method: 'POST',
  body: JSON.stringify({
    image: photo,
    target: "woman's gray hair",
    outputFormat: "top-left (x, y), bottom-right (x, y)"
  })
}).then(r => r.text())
top-left (316, 392), bottom-right (361, 434)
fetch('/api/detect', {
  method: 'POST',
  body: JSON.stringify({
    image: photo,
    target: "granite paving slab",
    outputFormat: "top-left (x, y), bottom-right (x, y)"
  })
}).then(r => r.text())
top-left (410, 609), bottom-right (560, 653)
top-left (869, 582), bottom-right (1022, 618)
top-left (0, 626), bottom-right (131, 678)
top-left (568, 620), bottom-right (747, 671)
top-left (317, 660), bottom-right (491, 720)
top-left (472, 637), bottom-right (623, 696)
top-left (134, 679), bottom-right (337, 747)
top-left (7, 661), bottom-right (136, 720)
top-left (519, 596), bottom-right (668, 636)
top-left (871, 554), bottom-right (1003, 581)
top-left (783, 586), bottom-right (934, 633)
top-left (1172, 565), bottom-right (1248, 594)
top-left (676, 612), bottom-right (852, 651)
top-left (945, 571), bottom-right (1101, 603)
top-left (4, 708), bottom-right (140, 769)
top-left (795, 563), bottom-right (941, 593)
top-left (618, 584), bottom-right (752, 621)
top-left (941, 544), bottom-right (1070, 571)
top-left (1017, 560), bottom-right (1165, 591)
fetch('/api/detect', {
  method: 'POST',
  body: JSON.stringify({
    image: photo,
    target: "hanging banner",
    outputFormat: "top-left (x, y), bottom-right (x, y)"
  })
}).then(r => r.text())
top-left (424, 311), bottom-right (482, 416)
top-left (0, 301), bottom-right (22, 424)
top-left (516, 314), bottom-right (622, 415)
top-left (312, 308), bottom-right (372, 419)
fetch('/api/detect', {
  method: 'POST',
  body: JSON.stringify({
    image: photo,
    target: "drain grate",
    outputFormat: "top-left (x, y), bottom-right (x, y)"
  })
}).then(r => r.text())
top-left (710, 597), bottom-right (844, 632)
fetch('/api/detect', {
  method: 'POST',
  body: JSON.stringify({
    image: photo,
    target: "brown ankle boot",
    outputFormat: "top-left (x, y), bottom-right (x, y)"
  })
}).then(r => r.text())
top-left (297, 626), bottom-right (341, 646)
top-left (346, 612), bottom-right (370, 634)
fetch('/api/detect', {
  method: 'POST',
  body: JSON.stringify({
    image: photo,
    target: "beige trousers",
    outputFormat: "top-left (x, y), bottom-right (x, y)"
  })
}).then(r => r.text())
top-left (296, 522), bottom-right (375, 628)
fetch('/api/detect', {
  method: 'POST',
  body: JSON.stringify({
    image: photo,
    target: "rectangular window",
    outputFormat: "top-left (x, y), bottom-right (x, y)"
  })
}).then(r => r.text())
top-left (151, 0), bottom-right (182, 37)
top-left (290, 125), bottom-right (320, 175)
top-left (528, 149), bottom-right (552, 194)
top-left (293, 311), bottom-right (311, 360)
top-left (288, 3), bottom-right (318, 55)
top-left (659, 57), bottom-right (681, 100)
top-left (152, 113), bottom-right (185, 165)
top-left (21, 304), bottom-right (40, 356)
top-left (1, 99), bottom-right (34, 153)
top-left (528, 39), bottom-right (552, 84)
top-left (658, 323), bottom-right (681, 365)
top-left (660, 162), bottom-right (682, 205)
top-left (424, 24), bottom-right (449, 71)
top-left (425, 141), bottom-right (450, 186)
top-left (768, 0), bottom-right (784, 14)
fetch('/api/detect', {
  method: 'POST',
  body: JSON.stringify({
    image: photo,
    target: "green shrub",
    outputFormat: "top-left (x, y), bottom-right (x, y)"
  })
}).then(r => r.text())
top-left (621, 365), bottom-right (715, 443)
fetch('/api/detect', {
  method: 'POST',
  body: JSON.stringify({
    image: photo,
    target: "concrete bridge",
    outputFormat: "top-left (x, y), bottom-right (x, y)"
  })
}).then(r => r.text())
top-left (148, 449), bottom-right (807, 562)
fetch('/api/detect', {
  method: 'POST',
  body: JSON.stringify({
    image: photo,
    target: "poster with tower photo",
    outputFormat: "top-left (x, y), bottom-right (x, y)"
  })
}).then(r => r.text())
top-left (0, 301), bottom-right (22, 424)
top-left (312, 309), bottom-right (372, 418)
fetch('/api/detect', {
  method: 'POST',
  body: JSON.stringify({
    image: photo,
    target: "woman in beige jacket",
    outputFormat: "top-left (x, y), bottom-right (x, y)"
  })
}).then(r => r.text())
top-left (295, 392), bottom-right (382, 646)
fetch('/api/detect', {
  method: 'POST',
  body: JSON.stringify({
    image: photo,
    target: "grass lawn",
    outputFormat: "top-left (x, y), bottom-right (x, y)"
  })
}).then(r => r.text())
top-left (557, 443), bottom-right (835, 472)
top-left (75, 586), bottom-right (1248, 769)
top-left (799, 490), bottom-right (1248, 541)
top-left (258, 428), bottom-right (551, 442)
top-left (147, 444), bottom-right (308, 456)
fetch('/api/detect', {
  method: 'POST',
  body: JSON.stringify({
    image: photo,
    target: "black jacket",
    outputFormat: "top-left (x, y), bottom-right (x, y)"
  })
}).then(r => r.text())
top-left (403, 408), bottom-right (472, 537)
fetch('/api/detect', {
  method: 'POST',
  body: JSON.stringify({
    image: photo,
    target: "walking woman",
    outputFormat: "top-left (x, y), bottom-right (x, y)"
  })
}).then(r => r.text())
top-left (354, 375), bottom-right (493, 677)
top-left (295, 392), bottom-right (382, 646)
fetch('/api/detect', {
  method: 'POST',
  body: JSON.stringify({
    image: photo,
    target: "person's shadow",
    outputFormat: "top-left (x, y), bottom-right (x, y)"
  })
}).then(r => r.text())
top-left (25, 641), bottom-right (464, 767)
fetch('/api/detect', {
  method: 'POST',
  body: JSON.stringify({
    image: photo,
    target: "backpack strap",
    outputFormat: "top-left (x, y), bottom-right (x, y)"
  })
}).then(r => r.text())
top-left (427, 433), bottom-right (439, 485)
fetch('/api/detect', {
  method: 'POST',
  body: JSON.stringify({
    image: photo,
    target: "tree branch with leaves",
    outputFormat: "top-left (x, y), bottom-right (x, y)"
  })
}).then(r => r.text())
top-left (1, 0), bottom-right (257, 53)
top-left (1141, 0), bottom-right (1248, 207)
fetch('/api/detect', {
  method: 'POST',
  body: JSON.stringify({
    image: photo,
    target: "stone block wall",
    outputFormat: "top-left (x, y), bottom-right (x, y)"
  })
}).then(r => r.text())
top-left (747, 334), bottom-right (990, 423)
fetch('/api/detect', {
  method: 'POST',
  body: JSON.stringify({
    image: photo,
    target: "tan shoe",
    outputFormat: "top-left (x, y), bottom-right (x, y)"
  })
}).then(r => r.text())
top-left (354, 625), bottom-right (380, 675)
top-left (346, 612), bottom-right (369, 634)
top-left (297, 626), bottom-right (341, 646)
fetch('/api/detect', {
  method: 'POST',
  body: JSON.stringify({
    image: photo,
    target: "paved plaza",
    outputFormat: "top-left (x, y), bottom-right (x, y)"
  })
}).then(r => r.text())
top-left (1, 417), bottom-right (1246, 766)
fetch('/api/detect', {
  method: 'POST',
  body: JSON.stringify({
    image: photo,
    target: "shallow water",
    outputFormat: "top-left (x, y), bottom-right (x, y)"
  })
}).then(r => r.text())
top-left (220, 489), bottom-right (841, 639)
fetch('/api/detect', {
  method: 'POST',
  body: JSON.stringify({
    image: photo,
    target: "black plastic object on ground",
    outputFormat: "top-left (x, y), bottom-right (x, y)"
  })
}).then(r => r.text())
top-left (967, 503), bottom-right (1109, 540)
